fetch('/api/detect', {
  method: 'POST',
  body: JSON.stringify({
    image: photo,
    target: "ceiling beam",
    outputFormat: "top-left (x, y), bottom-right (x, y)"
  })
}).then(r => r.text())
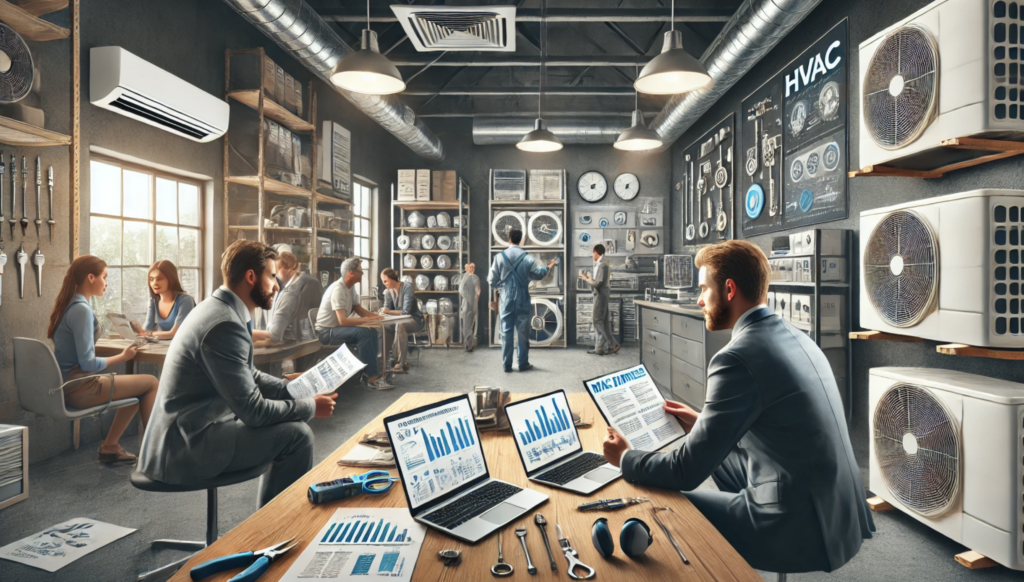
top-left (419, 111), bottom-right (658, 118)
top-left (404, 87), bottom-right (635, 96)
top-left (516, 22), bottom-right (541, 52)
top-left (321, 8), bottom-right (734, 23)
top-left (417, 66), bottom-right (470, 110)
top-left (390, 56), bottom-right (650, 67)
top-left (605, 22), bottom-right (647, 56)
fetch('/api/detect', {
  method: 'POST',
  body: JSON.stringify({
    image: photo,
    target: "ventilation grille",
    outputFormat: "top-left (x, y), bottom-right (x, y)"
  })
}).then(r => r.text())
top-left (392, 6), bottom-right (516, 52)
top-left (110, 89), bottom-right (218, 140)
top-left (1019, 409), bottom-right (1024, 559)
top-left (992, 1), bottom-right (1024, 120)
top-left (863, 24), bottom-right (939, 150)
top-left (864, 210), bottom-right (939, 327)
top-left (990, 204), bottom-right (1024, 335)
top-left (527, 211), bottom-right (563, 246)
top-left (492, 211), bottom-right (526, 247)
top-left (529, 298), bottom-right (564, 346)
top-left (873, 383), bottom-right (961, 517)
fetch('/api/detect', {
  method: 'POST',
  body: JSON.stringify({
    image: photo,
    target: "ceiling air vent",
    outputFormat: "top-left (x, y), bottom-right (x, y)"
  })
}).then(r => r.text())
top-left (391, 5), bottom-right (516, 52)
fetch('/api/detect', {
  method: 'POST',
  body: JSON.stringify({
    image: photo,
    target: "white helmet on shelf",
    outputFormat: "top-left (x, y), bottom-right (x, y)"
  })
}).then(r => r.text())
top-left (407, 211), bottom-right (426, 228)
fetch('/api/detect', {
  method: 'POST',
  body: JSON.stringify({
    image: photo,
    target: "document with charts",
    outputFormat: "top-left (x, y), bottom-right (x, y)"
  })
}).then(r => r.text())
top-left (287, 344), bottom-right (366, 399)
top-left (584, 364), bottom-right (686, 451)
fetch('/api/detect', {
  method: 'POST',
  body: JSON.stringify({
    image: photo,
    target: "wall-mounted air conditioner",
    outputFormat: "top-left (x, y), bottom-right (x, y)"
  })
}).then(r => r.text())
top-left (858, 0), bottom-right (1024, 169)
top-left (90, 46), bottom-right (229, 143)
top-left (860, 189), bottom-right (1024, 347)
top-left (869, 367), bottom-right (1024, 570)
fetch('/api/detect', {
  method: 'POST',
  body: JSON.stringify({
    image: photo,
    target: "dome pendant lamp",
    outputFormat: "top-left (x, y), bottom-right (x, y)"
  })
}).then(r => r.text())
top-left (330, 0), bottom-right (406, 95)
top-left (518, 0), bottom-right (562, 153)
top-left (615, 67), bottom-right (664, 151)
top-left (634, 0), bottom-right (712, 95)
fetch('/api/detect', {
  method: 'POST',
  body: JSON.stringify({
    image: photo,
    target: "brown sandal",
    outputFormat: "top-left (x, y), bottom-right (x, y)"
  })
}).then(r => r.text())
top-left (98, 447), bottom-right (137, 465)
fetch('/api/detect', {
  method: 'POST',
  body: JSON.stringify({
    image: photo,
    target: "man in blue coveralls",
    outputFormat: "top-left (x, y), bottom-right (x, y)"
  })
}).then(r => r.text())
top-left (487, 228), bottom-right (557, 372)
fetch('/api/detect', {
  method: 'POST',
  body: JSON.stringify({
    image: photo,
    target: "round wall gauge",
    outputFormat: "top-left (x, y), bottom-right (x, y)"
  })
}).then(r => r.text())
top-left (613, 173), bottom-right (640, 200)
top-left (577, 171), bottom-right (608, 203)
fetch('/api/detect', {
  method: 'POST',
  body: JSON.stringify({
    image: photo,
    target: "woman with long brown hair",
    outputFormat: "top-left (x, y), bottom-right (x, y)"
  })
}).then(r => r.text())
top-left (135, 260), bottom-right (196, 340)
top-left (49, 255), bottom-right (159, 464)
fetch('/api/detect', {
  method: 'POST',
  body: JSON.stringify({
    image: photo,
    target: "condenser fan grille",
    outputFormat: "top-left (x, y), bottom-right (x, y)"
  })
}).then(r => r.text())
top-left (492, 211), bottom-right (526, 246)
top-left (864, 210), bottom-right (938, 327)
top-left (863, 24), bottom-right (939, 150)
top-left (527, 211), bottom-right (562, 246)
top-left (873, 383), bottom-right (960, 517)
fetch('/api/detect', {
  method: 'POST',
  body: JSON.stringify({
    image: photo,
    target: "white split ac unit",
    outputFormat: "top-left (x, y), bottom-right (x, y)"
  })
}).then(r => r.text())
top-left (860, 189), bottom-right (1024, 347)
top-left (90, 46), bottom-right (229, 143)
top-left (869, 367), bottom-right (1024, 570)
top-left (858, 0), bottom-right (1024, 169)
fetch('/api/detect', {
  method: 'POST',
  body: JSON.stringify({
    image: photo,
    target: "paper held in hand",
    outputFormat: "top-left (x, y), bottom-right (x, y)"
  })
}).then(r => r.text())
top-left (583, 364), bottom-right (687, 451)
top-left (287, 344), bottom-right (366, 399)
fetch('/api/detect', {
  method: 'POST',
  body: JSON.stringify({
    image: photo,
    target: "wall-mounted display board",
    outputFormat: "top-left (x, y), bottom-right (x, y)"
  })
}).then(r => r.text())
top-left (680, 114), bottom-right (734, 244)
top-left (572, 200), bottom-right (663, 257)
top-left (739, 19), bottom-right (848, 236)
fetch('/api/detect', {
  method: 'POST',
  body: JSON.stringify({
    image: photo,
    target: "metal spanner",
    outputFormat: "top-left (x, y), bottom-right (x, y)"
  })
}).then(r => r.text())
top-left (515, 526), bottom-right (537, 575)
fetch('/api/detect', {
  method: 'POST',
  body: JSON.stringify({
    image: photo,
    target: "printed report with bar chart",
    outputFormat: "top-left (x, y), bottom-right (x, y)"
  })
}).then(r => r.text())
top-left (504, 391), bottom-right (583, 472)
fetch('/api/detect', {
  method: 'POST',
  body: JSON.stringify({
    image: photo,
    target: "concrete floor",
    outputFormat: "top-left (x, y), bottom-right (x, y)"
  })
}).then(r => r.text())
top-left (0, 345), bottom-right (1019, 581)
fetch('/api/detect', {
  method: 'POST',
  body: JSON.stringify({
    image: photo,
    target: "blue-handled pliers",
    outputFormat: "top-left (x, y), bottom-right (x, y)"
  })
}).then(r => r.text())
top-left (190, 538), bottom-right (299, 582)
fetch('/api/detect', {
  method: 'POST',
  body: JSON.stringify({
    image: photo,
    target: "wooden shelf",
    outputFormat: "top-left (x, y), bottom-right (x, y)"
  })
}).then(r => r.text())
top-left (0, 0), bottom-right (69, 41)
top-left (402, 269), bottom-right (459, 273)
top-left (18, 0), bottom-right (68, 17)
top-left (0, 115), bottom-right (71, 147)
top-left (393, 200), bottom-right (464, 210)
top-left (851, 329), bottom-right (1024, 360)
top-left (849, 330), bottom-right (924, 342)
top-left (318, 228), bottom-right (354, 236)
top-left (490, 199), bottom-right (565, 205)
top-left (265, 226), bottom-right (311, 234)
top-left (227, 89), bottom-right (314, 132)
top-left (229, 176), bottom-right (312, 198)
top-left (396, 249), bottom-right (468, 254)
top-left (318, 255), bottom-right (369, 260)
top-left (396, 227), bottom-right (460, 233)
top-left (228, 225), bottom-right (259, 231)
top-left (315, 193), bottom-right (353, 207)
top-left (849, 137), bottom-right (1024, 179)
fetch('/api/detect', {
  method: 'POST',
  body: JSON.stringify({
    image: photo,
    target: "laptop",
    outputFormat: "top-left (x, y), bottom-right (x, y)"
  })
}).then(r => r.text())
top-left (106, 313), bottom-right (138, 340)
top-left (504, 390), bottom-right (621, 494)
top-left (384, 394), bottom-right (548, 544)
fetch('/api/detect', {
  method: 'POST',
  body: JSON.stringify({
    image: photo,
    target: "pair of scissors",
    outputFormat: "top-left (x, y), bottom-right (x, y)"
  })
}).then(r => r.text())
top-left (307, 470), bottom-right (400, 504)
top-left (349, 470), bottom-right (400, 494)
top-left (189, 539), bottom-right (298, 581)
top-left (556, 524), bottom-right (596, 580)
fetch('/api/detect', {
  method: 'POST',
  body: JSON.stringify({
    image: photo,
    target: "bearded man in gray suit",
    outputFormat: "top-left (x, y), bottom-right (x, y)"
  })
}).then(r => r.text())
top-left (603, 240), bottom-right (873, 574)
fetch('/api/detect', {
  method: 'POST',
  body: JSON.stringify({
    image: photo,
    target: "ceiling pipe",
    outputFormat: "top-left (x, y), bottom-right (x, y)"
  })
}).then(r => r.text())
top-left (221, 0), bottom-right (444, 161)
top-left (322, 8), bottom-right (733, 23)
top-left (473, 117), bottom-right (630, 145)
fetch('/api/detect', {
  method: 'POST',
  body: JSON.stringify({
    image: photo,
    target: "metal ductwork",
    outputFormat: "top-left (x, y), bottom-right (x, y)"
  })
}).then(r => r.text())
top-left (470, 0), bottom-right (821, 147)
top-left (473, 117), bottom-right (630, 145)
top-left (649, 0), bottom-right (822, 145)
top-left (222, 0), bottom-right (445, 161)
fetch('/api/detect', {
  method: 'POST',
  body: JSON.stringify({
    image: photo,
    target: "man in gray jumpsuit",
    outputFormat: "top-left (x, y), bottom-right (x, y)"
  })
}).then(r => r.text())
top-left (579, 244), bottom-right (619, 355)
top-left (459, 263), bottom-right (480, 352)
top-left (487, 228), bottom-right (556, 372)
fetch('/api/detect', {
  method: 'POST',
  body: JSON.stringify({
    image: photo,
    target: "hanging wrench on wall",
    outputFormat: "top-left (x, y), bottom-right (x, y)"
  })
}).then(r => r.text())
top-left (47, 166), bottom-right (55, 242)
top-left (34, 157), bottom-right (41, 237)
top-left (9, 154), bottom-right (15, 236)
top-left (32, 243), bottom-right (43, 297)
top-left (19, 156), bottom-right (27, 235)
top-left (15, 243), bottom-right (26, 298)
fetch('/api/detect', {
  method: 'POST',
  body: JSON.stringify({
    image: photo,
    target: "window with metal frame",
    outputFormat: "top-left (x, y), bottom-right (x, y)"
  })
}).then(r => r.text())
top-left (88, 157), bottom-right (204, 333)
top-left (352, 180), bottom-right (374, 298)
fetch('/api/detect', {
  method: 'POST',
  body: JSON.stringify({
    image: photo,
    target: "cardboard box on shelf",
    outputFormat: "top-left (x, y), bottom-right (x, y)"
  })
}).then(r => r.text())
top-left (791, 294), bottom-right (812, 325)
top-left (790, 229), bottom-right (845, 256)
top-left (397, 170), bottom-right (415, 201)
top-left (263, 56), bottom-right (276, 99)
top-left (284, 73), bottom-right (297, 114)
top-left (275, 65), bottom-right (286, 105)
top-left (821, 294), bottom-right (843, 331)
top-left (820, 258), bottom-right (846, 281)
top-left (769, 258), bottom-right (794, 282)
top-left (442, 171), bottom-right (457, 201)
top-left (415, 169), bottom-right (431, 201)
top-left (774, 292), bottom-right (791, 322)
top-left (432, 171), bottom-right (443, 201)
top-left (295, 81), bottom-right (303, 118)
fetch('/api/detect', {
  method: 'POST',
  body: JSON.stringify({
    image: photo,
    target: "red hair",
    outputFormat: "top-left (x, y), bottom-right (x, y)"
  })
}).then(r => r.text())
top-left (48, 255), bottom-right (106, 338)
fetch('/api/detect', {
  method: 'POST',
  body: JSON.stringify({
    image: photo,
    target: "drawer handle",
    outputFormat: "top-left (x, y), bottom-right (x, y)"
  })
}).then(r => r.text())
top-left (653, 316), bottom-right (659, 324)
top-left (649, 348), bottom-right (656, 355)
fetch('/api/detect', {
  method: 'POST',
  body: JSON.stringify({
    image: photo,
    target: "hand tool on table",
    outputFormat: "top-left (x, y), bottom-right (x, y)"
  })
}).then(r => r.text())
top-left (8, 154), bottom-right (15, 235)
top-left (652, 506), bottom-right (690, 565)
top-left (33, 157), bottom-right (40, 236)
top-left (0, 244), bottom-right (7, 306)
top-left (491, 531), bottom-right (514, 576)
top-left (15, 243), bottom-right (26, 298)
top-left (47, 166), bottom-right (54, 241)
top-left (534, 513), bottom-right (557, 572)
top-left (307, 470), bottom-right (399, 504)
top-left (32, 244), bottom-right (43, 296)
top-left (515, 526), bottom-right (537, 574)
top-left (438, 549), bottom-right (462, 566)
top-left (19, 156), bottom-right (27, 235)
top-left (556, 524), bottom-right (596, 580)
top-left (577, 496), bottom-right (650, 511)
top-left (189, 538), bottom-right (298, 582)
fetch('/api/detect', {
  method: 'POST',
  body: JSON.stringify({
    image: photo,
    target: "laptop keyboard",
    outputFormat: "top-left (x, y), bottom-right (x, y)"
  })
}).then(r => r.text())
top-left (535, 452), bottom-right (609, 486)
top-left (422, 481), bottom-right (522, 530)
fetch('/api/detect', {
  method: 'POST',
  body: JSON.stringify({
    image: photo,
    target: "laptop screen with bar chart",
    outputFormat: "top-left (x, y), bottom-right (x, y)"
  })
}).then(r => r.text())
top-left (505, 390), bottom-right (583, 475)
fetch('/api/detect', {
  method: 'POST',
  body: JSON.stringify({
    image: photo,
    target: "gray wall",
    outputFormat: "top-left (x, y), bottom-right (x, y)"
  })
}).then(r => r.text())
top-left (411, 119), bottom-right (671, 345)
top-left (671, 0), bottom-right (1024, 464)
top-left (0, 0), bottom-right (418, 463)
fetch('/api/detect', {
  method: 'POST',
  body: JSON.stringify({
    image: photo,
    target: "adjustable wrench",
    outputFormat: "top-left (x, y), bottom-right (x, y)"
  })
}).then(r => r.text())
top-left (34, 157), bottom-right (40, 236)
top-left (8, 154), bottom-right (15, 235)
top-left (47, 166), bottom-right (54, 241)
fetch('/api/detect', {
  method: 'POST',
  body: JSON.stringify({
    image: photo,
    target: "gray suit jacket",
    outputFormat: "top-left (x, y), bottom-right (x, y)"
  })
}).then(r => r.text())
top-left (621, 307), bottom-right (873, 571)
top-left (139, 287), bottom-right (316, 484)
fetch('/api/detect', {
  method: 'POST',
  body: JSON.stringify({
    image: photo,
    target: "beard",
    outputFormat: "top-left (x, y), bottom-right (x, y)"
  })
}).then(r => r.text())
top-left (250, 282), bottom-right (276, 310)
top-left (703, 285), bottom-right (731, 331)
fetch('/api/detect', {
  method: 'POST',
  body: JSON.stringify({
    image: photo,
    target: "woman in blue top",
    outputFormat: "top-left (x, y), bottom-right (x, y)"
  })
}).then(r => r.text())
top-left (379, 268), bottom-right (424, 373)
top-left (47, 255), bottom-right (159, 464)
top-left (135, 260), bottom-right (195, 340)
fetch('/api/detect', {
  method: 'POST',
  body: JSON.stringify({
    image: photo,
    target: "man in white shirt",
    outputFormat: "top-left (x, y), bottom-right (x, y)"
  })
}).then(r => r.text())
top-left (315, 258), bottom-right (392, 390)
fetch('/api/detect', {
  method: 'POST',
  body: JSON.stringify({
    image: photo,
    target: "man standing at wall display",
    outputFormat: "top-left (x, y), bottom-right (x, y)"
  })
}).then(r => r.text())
top-left (487, 229), bottom-right (556, 372)
top-left (579, 244), bottom-right (619, 356)
top-left (459, 263), bottom-right (480, 352)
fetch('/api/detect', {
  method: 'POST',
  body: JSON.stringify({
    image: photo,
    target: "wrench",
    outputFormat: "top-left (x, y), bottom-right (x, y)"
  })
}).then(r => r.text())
top-left (8, 154), bottom-right (15, 234)
top-left (34, 157), bottom-right (40, 236)
top-left (15, 243), bottom-right (26, 298)
top-left (534, 513), bottom-right (557, 572)
top-left (19, 156), bottom-right (27, 235)
top-left (0, 244), bottom-right (6, 306)
top-left (47, 166), bottom-right (54, 241)
top-left (32, 244), bottom-right (43, 297)
top-left (515, 527), bottom-right (537, 575)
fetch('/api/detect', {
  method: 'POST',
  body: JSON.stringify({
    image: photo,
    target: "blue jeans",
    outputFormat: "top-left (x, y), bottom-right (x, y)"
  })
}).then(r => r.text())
top-left (499, 307), bottom-right (531, 370)
top-left (317, 326), bottom-right (379, 377)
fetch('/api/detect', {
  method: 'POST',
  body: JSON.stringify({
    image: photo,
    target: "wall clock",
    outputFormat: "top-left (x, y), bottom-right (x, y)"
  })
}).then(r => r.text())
top-left (577, 171), bottom-right (608, 203)
top-left (613, 172), bottom-right (640, 200)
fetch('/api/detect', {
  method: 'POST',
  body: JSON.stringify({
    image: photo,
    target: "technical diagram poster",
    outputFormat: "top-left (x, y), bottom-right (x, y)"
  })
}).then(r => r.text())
top-left (584, 365), bottom-right (686, 451)
top-left (739, 78), bottom-right (785, 236)
top-left (506, 392), bottom-right (583, 472)
top-left (0, 518), bottom-right (135, 572)
top-left (679, 114), bottom-right (735, 244)
top-left (281, 508), bottom-right (426, 581)
top-left (385, 398), bottom-right (486, 509)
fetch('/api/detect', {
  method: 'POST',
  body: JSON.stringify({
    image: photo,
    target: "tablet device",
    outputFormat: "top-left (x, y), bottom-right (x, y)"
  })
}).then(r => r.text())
top-left (583, 364), bottom-right (687, 451)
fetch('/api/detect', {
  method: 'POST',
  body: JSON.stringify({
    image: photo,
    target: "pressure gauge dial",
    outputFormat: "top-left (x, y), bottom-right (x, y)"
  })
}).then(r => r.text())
top-left (613, 173), bottom-right (640, 200)
top-left (577, 171), bottom-right (608, 203)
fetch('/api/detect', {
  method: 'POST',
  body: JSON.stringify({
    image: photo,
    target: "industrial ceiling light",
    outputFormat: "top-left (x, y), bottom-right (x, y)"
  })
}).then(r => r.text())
top-left (634, 0), bottom-right (712, 95)
top-left (616, 67), bottom-right (664, 151)
top-left (518, 0), bottom-right (562, 152)
top-left (330, 0), bottom-right (406, 95)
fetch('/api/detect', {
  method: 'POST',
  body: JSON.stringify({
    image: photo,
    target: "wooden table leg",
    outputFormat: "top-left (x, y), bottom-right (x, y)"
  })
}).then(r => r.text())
top-left (72, 419), bottom-right (80, 450)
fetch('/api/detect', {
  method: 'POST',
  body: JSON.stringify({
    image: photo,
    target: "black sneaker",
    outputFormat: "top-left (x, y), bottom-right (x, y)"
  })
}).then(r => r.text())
top-left (519, 363), bottom-right (533, 372)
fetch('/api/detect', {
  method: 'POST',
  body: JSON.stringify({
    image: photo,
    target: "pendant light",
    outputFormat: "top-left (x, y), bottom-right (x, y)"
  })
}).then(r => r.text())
top-left (330, 0), bottom-right (406, 95)
top-left (518, 0), bottom-right (562, 152)
top-left (634, 0), bottom-right (712, 95)
top-left (615, 66), bottom-right (664, 151)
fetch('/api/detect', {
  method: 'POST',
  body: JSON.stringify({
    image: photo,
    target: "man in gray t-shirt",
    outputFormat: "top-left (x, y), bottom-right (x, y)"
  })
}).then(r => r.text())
top-left (459, 263), bottom-right (480, 352)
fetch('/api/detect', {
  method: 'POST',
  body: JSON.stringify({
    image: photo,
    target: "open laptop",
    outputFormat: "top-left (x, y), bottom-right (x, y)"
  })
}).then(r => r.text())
top-left (106, 313), bottom-right (138, 340)
top-left (384, 394), bottom-right (548, 544)
top-left (504, 389), bottom-right (620, 494)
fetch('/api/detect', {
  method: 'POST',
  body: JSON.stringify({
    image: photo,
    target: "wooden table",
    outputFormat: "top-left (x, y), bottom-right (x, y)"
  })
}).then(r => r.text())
top-left (166, 392), bottom-right (758, 582)
top-left (356, 314), bottom-right (414, 374)
top-left (96, 338), bottom-right (322, 373)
